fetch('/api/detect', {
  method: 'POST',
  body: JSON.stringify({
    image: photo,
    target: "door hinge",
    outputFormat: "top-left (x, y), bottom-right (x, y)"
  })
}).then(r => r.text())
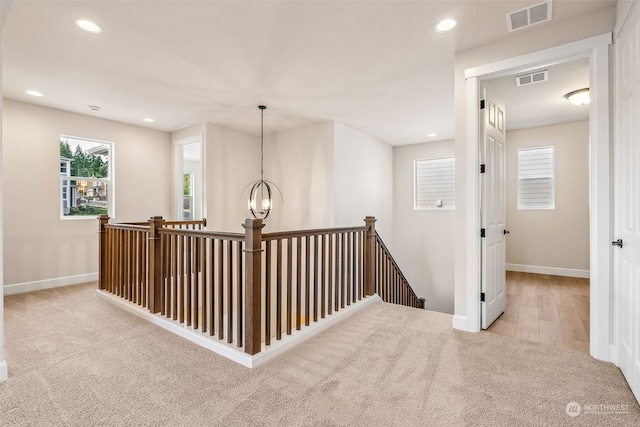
top-left (481, 228), bottom-right (486, 238)
top-left (480, 164), bottom-right (486, 174)
top-left (480, 292), bottom-right (485, 302)
top-left (480, 100), bottom-right (485, 110)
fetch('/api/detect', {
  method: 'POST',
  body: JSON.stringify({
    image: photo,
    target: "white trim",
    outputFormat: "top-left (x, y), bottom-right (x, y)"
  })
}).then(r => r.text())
top-left (460, 34), bottom-right (612, 363)
top-left (0, 360), bottom-right (7, 382)
top-left (588, 44), bottom-right (611, 362)
top-left (506, 263), bottom-right (589, 279)
top-left (465, 33), bottom-right (612, 80)
top-left (609, 344), bottom-right (619, 366)
top-left (452, 315), bottom-right (469, 331)
top-left (97, 289), bottom-right (381, 369)
top-left (463, 76), bottom-right (481, 334)
top-left (3, 273), bottom-right (98, 295)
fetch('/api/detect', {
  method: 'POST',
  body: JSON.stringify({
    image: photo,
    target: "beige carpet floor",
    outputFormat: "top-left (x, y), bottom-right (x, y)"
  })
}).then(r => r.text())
top-left (1, 282), bottom-right (639, 426)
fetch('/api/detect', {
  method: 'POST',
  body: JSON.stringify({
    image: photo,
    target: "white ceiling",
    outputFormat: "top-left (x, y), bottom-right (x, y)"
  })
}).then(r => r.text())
top-left (2, 0), bottom-right (615, 145)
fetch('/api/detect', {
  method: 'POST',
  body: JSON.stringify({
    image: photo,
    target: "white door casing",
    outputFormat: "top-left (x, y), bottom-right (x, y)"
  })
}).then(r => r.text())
top-left (460, 34), bottom-right (611, 365)
top-left (481, 87), bottom-right (507, 329)
top-left (615, 1), bottom-right (640, 402)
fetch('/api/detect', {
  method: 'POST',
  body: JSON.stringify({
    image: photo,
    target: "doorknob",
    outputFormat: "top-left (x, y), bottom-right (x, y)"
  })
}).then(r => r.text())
top-left (503, 229), bottom-right (510, 235)
top-left (612, 239), bottom-right (623, 248)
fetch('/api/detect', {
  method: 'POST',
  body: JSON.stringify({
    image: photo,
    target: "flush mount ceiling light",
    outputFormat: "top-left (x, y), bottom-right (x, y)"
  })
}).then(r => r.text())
top-left (435, 18), bottom-right (457, 33)
top-left (26, 90), bottom-right (43, 97)
top-left (241, 105), bottom-right (282, 221)
top-left (564, 88), bottom-right (590, 106)
top-left (143, 118), bottom-right (155, 123)
top-left (76, 19), bottom-right (101, 34)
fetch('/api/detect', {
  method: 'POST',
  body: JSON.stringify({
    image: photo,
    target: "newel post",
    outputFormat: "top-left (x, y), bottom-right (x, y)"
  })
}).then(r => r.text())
top-left (364, 216), bottom-right (377, 296)
top-left (148, 216), bottom-right (165, 313)
top-left (243, 218), bottom-right (264, 355)
top-left (98, 214), bottom-right (110, 290)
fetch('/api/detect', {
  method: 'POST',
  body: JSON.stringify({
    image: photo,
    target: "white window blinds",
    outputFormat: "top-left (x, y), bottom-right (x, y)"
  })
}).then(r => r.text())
top-left (414, 157), bottom-right (455, 210)
top-left (517, 146), bottom-right (555, 209)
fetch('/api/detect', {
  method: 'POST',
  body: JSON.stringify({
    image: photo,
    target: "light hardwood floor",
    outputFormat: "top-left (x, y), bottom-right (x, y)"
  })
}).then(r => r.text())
top-left (487, 271), bottom-right (590, 353)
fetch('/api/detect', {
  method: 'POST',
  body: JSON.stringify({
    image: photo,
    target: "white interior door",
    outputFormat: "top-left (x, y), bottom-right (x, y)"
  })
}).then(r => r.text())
top-left (481, 86), bottom-right (507, 329)
top-left (615, 1), bottom-right (640, 402)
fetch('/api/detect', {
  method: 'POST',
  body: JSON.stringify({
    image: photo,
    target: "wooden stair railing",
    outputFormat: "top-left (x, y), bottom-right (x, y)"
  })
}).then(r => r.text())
top-left (98, 215), bottom-right (424, 356)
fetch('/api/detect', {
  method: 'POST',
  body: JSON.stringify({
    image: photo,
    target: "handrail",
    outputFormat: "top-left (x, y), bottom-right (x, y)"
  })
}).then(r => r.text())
top-left (98, 214), bottom-right (425, 357)
top-left (158, 227), bottom-right (244, 241)
top-left (263, 226), bottom-right (368, 241)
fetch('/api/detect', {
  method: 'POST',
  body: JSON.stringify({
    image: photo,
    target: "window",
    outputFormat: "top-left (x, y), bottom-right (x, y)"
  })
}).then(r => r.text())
top-left (414, 157), bottom-right (455, 210)
top-left (517, 146), bottom-right (555, 209)
top-left (60, 135), bottom-right (113, 219)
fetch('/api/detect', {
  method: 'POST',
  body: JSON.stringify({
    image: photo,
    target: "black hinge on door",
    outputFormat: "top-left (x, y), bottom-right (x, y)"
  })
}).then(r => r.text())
top-left (480, 164), bottom-right (486, 174)
top-left (480, 292), bottom-right (486, 302)
top-left (481, 228), bottom-right (486, 238)
top-left (480, 100), bottom-right (485, 109)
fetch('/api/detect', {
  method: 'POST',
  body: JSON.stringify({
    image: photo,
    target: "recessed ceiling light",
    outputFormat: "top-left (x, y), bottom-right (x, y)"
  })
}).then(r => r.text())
top-left (435, 18), bottom-right (457, 33)
top-left (428, 132), bottom-right (437, 137)
top-left (89, 105), bottom-right (100, 112)
top-left (143, 118), bottom-right (155, 123)
top-left (26, 90), bottom-right (43, 97)
top-left (76, 19), bottom-right (101, 34)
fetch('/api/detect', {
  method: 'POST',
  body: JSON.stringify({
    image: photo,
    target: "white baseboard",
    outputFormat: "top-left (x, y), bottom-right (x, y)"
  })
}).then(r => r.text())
top-left (609, 344), bottom-right (619, 366)
top-left (0, 360), bottom-right (7, 382)
top-left (96, 289), bottom-right (381, 369)
top-left (506, 263), bottom-right (590, 279)
top-left (3, 273), bottom-right (98, 295)
top-left (452, 314), bottom-right (470, 331)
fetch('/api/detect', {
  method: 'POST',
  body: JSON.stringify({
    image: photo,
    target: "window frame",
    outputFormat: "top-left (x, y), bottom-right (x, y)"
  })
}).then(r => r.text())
top-left (517, 145), bottom-right (555, 210)
top-left (413, 156), bottom-right (456, 211)
top-left (59, 135), bottom-right (115, 220)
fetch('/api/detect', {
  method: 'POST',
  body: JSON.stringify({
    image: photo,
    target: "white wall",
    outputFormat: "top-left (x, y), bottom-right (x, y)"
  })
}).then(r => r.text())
top-left (453, 7), bottom-right (616, 327)
top-left (393, 140), bottom-right (455, 313)
top-left (506, 122), bottom-right (589, 274)
top-left (2, 100), bottom-right (171, 289)
top-left (266, 121), bottom-right (335, 232)
top-left (334, 122), bottom-right (393, 238)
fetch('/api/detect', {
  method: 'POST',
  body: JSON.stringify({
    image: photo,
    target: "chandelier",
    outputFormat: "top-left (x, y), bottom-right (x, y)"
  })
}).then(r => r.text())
top-left (242, 105), bottom-right (282, 221)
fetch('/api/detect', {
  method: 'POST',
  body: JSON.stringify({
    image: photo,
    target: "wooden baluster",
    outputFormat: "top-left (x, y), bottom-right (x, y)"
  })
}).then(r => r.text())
top-left (208, 238), bottom-right (215, 335)
top-left (194, 236), bottom-right (201, 330)
top-left (328, 234), bottom-right (333, 315)
top-left (201, 237), bottom-right (208, 334)
top-left (186, 235), bottom-right (192, 327)
top-left (313, 235), bottom-right (318, 322)
top-left (340, 232), bottom-right (345, 309)
top-left (160, 234), bottom-right (171, 316)
top-left (177, 234), bottom-right (184, 322)
top-left (243, 218), bottom-right (264, 356)
top-left (171, 234), bottom-right (177, 320)
top-left (227, 239), bottom-right (233, 343)
top-left (217, 239), bottom-right (224, 340)
top-left (357, 231), bottom-right (363, 301)
top-left (296, 237), bottom-right (302, 330)
top-left (333, 233), bottom-right (339, 313)
top-left (346, 232), bottom-right (352, 306)
top-left (276, 239), bottom-right (283, 340)
top-left (237, 241), bottom-right (243, 347)
top-left (304, 236), bottom-right (310, 326)
top-left (286, 237), bottom-right (292, 335)
top-left (265, 240), bottom-right (271, 346)
top-left (321, 234), bottom-right (326, 319)
top-left (117, 229), bottom-right (122, 297)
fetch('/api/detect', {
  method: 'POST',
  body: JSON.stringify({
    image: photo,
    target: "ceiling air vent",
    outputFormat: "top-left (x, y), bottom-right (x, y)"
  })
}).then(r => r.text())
top-left (507, 0), bottom-right (553, 32)
top-left (516, 70), bottom-right (548, 87)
